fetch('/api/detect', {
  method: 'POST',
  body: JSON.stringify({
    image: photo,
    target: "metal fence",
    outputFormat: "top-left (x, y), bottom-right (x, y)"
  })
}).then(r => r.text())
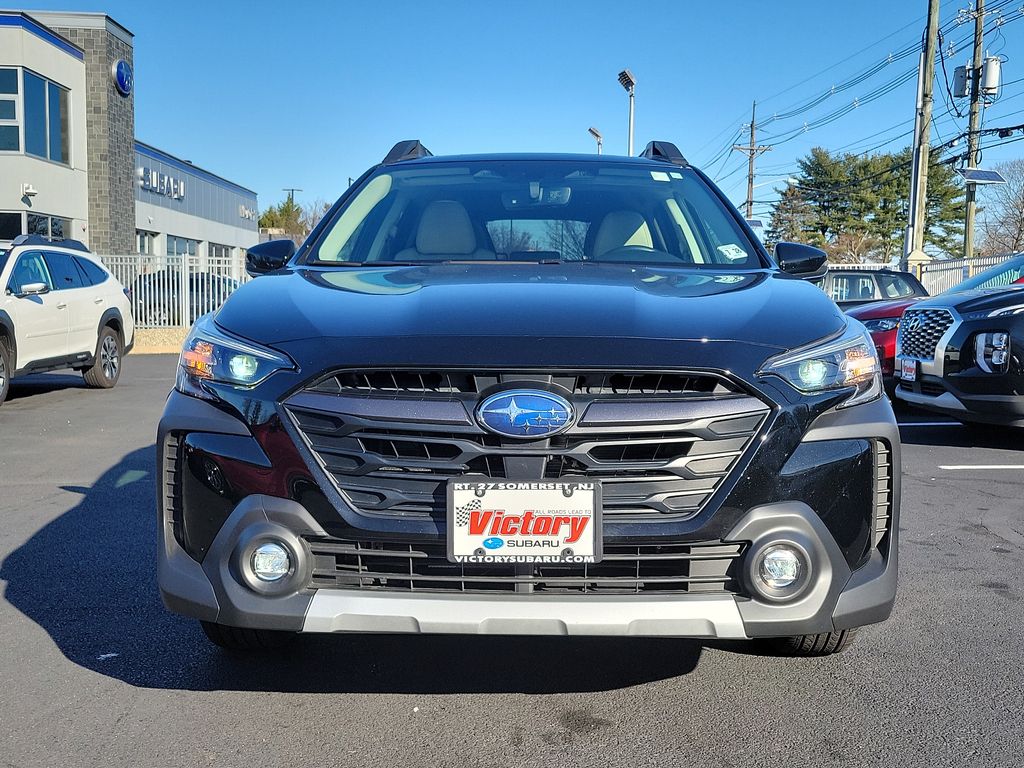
top-left (100, 252), bottom-right (250, 328)
top-left (917, 254), bottom-right (1012, 295)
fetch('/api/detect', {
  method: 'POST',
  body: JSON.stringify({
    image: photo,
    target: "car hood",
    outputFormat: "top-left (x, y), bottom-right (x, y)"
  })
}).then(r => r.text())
top-left (215, 263), bottom-right (846, 353)
top-left (919, 285), bottom-right (1024, 314)
top-left (845, 297), bottom-right (921, 319)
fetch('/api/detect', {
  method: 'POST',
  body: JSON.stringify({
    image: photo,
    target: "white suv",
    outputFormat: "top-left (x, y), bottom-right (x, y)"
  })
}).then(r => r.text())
top-left (0, 235), bottom-right (135, 405)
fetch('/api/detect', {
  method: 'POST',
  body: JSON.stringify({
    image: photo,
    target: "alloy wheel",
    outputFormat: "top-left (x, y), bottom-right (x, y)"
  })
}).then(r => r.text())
top-left (101, 336), bottom-right (119, 380)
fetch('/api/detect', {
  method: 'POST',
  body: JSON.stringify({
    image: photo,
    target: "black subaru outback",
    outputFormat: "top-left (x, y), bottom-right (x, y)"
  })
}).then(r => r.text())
top-left (157, 141), bottom-right (900, 656)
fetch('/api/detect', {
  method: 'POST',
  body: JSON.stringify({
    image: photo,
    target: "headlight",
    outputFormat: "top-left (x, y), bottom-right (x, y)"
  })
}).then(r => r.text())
top-left (759, 321), bottom-right (881, 408)
top-left (176, 314), bottom-right (293, 398)
top-left (986, 304), bottom-right (1024, 318)
top-left (860, 317), bottom-right (900, 332)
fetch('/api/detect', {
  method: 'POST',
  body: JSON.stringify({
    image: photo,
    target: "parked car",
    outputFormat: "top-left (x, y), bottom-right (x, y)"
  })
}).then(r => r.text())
top-left (895, 253), bottom-right (1024, 425)
top-left (157, 140), bottom-right (900, 657)
top-left (131, 270), bottom-right (240, 326)
top-left (846, 297), bottom-right (924, 392)
top-left (0, 234), bottom-right (135, 405)
top-left (815, 267), bottom-right (928, 310)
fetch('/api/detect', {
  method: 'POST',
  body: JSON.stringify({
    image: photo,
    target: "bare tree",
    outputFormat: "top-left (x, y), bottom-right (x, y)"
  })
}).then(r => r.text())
top-left (542, 220), bottom-right (587, 260)
top-left (979, 159), bottom-right (1024, 256)
top-left (301, 199), bottom-right (333, 234)
top-left (488, 223), bottom-right (534, 254)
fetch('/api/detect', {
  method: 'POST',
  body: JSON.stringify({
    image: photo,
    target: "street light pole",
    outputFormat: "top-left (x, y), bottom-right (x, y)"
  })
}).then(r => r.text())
top-left (588, 126), bottom-right (603, 155)
top-left (618, 70), bottom-right (636, 156)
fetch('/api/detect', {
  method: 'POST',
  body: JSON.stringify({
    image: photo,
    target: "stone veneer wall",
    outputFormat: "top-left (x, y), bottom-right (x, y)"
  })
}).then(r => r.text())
top-left (50, 24), bottom-right (135, 254)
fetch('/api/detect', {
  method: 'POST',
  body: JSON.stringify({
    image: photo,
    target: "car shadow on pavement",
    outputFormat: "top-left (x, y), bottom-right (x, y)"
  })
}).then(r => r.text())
top-left (897, 422), bottom-right (1022, 450)
top-left (7, 373), bottom-right (88, 400)
top-left (1, 446), bottom-right (702, 693)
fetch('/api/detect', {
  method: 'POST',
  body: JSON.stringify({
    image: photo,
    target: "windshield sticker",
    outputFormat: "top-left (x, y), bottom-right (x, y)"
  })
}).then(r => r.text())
top-left (650, 171), bottom-right (670, 182)
top-left (717, 244), bottom-right (748, 261)
top-left (670, 172), bottom-right (684, 179)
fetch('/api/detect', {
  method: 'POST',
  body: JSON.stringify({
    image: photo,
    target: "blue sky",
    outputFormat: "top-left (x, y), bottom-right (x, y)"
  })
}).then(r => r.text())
top-left (16, 0), bottom-right (1024, 217)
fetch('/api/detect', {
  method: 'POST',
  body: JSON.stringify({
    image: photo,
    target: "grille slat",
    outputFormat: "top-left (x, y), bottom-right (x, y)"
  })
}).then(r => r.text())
top-left (308, 369), bottom-right (741, 398)
top-left (899, 309), bottom-right (954, 360)
top-left (872, 440), bottom-right (894, 549)
top-left (306, 536), bottom-right (746, 595)
top-left (287, 369), bottom-right (769, 522)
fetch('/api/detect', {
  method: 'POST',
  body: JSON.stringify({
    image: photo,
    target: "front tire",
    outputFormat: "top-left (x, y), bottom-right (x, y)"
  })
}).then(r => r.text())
top-left (199, 620), bottom-right (295, 651)
top-left (771, 629), bottom-right (858, 657)
top-left (0, 339), bottom-right (10, 406)
top-left (83, 327), bottom-right (122, 389)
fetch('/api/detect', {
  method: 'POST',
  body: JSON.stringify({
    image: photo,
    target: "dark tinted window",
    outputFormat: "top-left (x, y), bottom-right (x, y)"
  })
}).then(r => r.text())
top-left (23, 71), bottom-right (46, 159)
top-left (0, 212), bottom-right (20, 240)
top-left (0, 126), bottom-right (17, 151)
top-left (0, 69), bottom-right (17, 94)
top-left (9, 252), bottom-right (52, 293)
top-left (75, 257), bottom-right (108, 286)
top-left (44, 251), bottom-right (85, 290)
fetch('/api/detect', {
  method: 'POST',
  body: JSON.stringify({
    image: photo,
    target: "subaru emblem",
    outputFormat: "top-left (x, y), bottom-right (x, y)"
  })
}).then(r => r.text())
top-left (476, 389), bottom-right (574, 439)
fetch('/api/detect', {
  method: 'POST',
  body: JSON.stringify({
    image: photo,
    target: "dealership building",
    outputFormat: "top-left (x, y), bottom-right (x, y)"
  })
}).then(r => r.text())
top-left (0, 10), bottom-right (258, 259)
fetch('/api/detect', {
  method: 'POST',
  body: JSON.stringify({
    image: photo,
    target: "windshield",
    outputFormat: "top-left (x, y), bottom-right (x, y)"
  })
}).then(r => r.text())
top-left (947, 255), bottom-right (1024, 292)
top-left (307, 160), bottom-right (764, 268)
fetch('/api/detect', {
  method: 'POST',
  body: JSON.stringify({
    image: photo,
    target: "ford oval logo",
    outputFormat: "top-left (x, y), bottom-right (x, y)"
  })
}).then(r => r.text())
top-left (476, 389), bottom-right (574, 439)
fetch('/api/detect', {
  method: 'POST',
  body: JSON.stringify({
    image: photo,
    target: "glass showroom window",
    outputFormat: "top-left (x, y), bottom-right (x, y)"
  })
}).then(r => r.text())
top-left (27, 213), bottom-right (72, 240)
top-left (137, 230), bottom-right (156, 255)
top-left (167, 236), bottom-right (199, 258)
top-left (208, 243), bottom-right (232, 260)
top-left (0, 212), bottom-right (22, 241)
top-left (0, 68), bottom-right (18, 152)
top-left (23, 70), bottom-right (70, 165)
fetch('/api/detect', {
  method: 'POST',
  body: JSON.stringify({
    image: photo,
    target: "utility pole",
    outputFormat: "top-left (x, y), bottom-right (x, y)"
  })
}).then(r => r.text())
top-left (904, 0), bottom-right (941, 270)
top-left (282, 187), bottom-right (303, 204)
top-left (732, 101), bottom-right (772, 219)
top-left (963, 0), bottom-right (986, 260)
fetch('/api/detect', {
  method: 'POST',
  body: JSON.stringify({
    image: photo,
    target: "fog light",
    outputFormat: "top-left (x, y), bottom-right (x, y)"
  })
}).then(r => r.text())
top-left (758, 545), bottom-right (803, 589)
top-left (251, 542), bottom-right (291, 581)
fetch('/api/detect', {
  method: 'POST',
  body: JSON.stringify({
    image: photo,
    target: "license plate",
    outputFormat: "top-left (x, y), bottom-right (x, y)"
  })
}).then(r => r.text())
top-left (447, 479), bottom-right (601, 564)
top-left (900, 357), bottom-right (917, 382)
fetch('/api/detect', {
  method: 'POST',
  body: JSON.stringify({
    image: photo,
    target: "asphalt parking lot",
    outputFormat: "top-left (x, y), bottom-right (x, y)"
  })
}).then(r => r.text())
top-left (0, 354), bottom-right (1022, 768)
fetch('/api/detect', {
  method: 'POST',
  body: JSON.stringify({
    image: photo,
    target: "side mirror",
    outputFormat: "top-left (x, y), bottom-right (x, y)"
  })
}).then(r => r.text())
top-left (17, 281), bottom-right (49, 297)
top-left (245, 239), bottom-right (296, 277)
top-left (775, 241), bottom-right (828, 279)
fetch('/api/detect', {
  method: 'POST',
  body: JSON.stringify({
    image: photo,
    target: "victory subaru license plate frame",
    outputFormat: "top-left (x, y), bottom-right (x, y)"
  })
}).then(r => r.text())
top-left (447, 479), bottom-right (602, 564)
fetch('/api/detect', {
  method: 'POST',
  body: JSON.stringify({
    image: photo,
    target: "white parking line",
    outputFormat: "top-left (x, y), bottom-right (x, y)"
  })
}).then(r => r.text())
top-left (938, 465), bottom-right (1024, 470)
top-left (899, 422), bottom-right (961, 427)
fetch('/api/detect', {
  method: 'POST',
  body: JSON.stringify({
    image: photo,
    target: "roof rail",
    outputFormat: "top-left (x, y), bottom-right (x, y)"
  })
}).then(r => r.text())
top-left (11, 234), bottom-right (90, 253)
top-left (383, 140), bottom-right (433, 164)
top-left (640, 141), bottom-right (688, 167)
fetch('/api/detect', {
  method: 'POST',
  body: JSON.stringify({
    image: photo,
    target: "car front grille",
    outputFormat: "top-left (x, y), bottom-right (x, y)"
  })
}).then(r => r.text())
top-left (305, 535), bottom-right (747, 595)
top-left (284, 369), bottom-right (770, 522)
top-left (899, 308), bottom-right (954, 359)
top-left (308, 369), bottom-right (740, 397)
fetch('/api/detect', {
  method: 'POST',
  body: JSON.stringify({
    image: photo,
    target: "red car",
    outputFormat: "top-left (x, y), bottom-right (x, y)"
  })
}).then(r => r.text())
top-left (846, 297), bottom-right (923, 391)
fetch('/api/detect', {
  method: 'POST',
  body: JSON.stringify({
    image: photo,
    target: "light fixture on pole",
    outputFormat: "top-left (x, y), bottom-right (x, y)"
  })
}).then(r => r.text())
top-left (588, 126), bottom-right (603, 154)
top-left (617, 69), bottom-right (635, 156)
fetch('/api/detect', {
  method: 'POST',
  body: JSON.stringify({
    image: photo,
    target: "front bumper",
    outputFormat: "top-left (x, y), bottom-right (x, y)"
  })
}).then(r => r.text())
top-left (157, 393), bottom-right (900, 639)
top-left (159, 492), bottom-right (895, 638)
top-left (894, 310), bottom-right (1024, 424)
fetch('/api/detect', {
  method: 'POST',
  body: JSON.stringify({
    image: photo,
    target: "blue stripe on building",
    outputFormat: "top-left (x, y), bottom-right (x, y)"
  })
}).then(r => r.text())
top-left (0, 13), bottom-right (85, 60)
